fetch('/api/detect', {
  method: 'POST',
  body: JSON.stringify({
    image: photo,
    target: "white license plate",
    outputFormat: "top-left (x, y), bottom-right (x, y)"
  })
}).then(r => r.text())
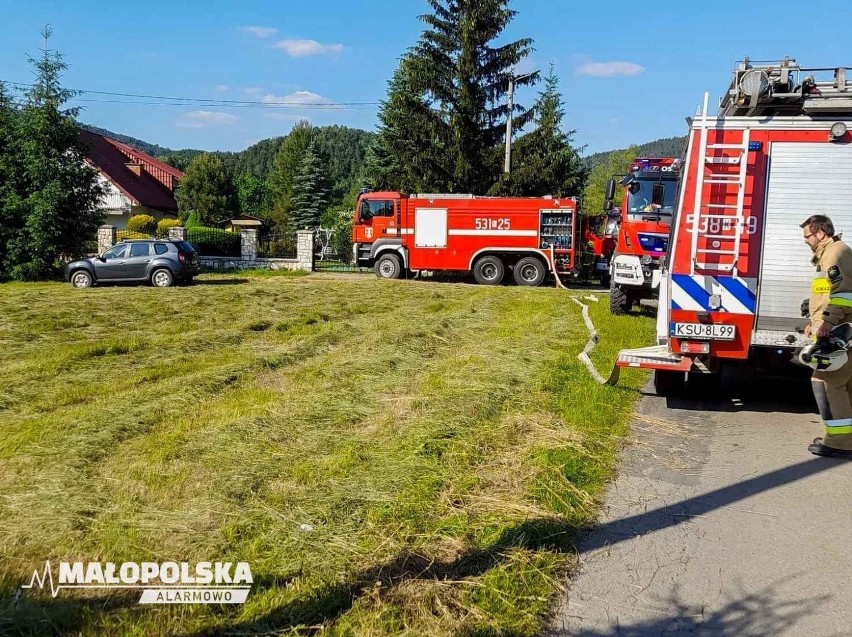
top-left (670, 322), bottom-right (736, 341)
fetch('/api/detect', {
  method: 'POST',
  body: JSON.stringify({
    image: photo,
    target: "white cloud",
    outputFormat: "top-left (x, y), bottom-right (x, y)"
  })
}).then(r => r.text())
top-left (241, 26), bottom-right (278, 38)
top-left (575, 60), bottom-right (645, 78)
top-left (261, 91), bottom-right (335, 106)
top-left (175, 111), bottom-right (238, 128)
top-left (273, 39), bottom-right (344, 57)
top-left (610, 117), bottom-right (621, 124)
top-left (215, 85), bottom-right (230, 93)
top-left (244, 87), bottom-right (264, 95)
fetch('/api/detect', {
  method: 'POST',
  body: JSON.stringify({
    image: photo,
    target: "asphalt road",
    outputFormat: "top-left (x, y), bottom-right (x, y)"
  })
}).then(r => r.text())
top-left (552, 374), bottom-right (852, 637)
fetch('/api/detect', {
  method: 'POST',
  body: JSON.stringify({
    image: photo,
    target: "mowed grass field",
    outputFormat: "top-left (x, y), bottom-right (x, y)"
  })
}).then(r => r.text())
top-left (0, 271), bottom-right (653, 636)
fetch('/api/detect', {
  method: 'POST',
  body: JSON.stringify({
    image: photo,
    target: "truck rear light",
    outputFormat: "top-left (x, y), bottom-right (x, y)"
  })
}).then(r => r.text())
top-left (680, 341), bottom-right (710, 354)
top-left (178, 252), bottom-right (187, 264)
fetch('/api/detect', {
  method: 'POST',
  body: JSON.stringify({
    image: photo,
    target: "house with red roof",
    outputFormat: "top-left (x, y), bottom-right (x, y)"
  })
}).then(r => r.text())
top-left (80, 129), bottom-right (183, 230)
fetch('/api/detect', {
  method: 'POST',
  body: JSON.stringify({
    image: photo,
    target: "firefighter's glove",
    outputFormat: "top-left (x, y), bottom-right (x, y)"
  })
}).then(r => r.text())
top-left (801, 299), bottom-right (810, 318)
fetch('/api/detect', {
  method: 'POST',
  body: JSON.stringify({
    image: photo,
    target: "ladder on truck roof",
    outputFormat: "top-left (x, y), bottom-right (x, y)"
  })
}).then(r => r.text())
top-left (689, 93), bottom-right (750, 276)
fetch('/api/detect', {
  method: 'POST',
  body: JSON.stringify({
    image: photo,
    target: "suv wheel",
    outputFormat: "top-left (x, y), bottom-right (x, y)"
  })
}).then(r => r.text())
top-left (151, 268), bottom-right (174, 288)
top-left (71, 270), bottom-right (93, 288)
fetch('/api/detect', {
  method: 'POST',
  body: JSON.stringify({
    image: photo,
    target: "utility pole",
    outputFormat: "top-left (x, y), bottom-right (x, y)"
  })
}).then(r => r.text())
top-left (504, 70), bottom-right (538, 174)
top-left (504, 77), bottom-right (515, 174)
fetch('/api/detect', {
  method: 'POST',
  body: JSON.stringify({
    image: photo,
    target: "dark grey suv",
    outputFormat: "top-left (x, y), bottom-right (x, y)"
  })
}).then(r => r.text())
top-left (65, 239), bottom-right (200, 288)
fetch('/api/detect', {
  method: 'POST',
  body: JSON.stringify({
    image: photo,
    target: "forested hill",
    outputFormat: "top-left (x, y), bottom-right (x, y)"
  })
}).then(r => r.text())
top-left (582, 135), bottom-right (688, 170)
top-left (78, 122), bottom-right (374, 201)
top-left (232, 126), bottom-right (375, 182)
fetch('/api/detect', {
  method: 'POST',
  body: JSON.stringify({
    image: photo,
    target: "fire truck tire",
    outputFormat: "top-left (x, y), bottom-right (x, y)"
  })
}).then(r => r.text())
top-left (473, 256), bottom-right (505, 285)
top-left (513, 256), bottom-right (547, 287)
top-left (375, 253), bottom-right (403, 280)
top-left (654, 370), bottom-right (686, 397)
top-left (609, 282), bottom-right (632, 314)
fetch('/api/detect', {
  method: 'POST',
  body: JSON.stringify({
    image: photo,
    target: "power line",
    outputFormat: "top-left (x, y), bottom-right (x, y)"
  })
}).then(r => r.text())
top-left (0, 80), bottom-right (381, 109)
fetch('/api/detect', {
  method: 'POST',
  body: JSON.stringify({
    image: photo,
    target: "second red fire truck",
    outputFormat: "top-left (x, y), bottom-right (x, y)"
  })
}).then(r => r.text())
top-left (352, 191), bottom-right (614, 286)
top-left (605, 157), bottom-right (682, 315)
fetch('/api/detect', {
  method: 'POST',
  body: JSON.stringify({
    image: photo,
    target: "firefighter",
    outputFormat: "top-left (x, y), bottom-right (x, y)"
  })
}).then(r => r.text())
top-left (801, 214), bottom-right (852, 458)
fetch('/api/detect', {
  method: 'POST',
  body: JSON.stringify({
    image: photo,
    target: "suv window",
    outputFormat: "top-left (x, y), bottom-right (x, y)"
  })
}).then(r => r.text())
top-left (154, 243), bottom-right (169, 255)
top-left (129, 243), bottom-right (150, 257)
top-left (176, 241), bottom-right (195, 253)
top-left (102, 244), bottom-right (128, 260)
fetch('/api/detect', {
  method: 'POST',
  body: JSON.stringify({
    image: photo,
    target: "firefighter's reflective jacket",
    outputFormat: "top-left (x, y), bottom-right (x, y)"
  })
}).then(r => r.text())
top-left (810, 237), bottom-right (852, 329)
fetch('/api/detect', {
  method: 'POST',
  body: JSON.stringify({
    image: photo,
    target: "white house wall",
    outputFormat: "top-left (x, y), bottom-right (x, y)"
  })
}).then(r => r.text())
top-left (96, 172), bottom-right (132, 216)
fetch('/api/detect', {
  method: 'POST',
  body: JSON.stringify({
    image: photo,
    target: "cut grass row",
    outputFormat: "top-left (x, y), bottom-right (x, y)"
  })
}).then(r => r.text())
top-left (0, 272), bottom-right (653, 636)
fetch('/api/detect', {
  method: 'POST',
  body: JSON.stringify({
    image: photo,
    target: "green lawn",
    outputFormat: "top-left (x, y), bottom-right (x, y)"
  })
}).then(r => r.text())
top-left (0, 272), bottom-right (653, 636)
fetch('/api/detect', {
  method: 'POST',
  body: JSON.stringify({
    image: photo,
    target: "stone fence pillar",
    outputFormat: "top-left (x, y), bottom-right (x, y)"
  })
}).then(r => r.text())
top-left (297, 230), bottom-right (315, 272)
top-left (240, 228), bottom-right (258, 262)
top-left (97, 225), bottom-right (116, 254)
top-left (168, 226), bottom-right (187, 241)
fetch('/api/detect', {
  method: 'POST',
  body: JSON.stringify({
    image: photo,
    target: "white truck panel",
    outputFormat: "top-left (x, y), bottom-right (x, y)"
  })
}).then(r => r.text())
top-left (757, 143), bottom-right (852, 330)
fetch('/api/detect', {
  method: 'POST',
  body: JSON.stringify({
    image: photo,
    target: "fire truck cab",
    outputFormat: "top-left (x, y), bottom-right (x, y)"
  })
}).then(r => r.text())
top-left (613, 57), bottom-right (852, 395)
top-left (352, 190), bottom-right (610, 286)
top-left (605, 157), bottom-right (682, 314)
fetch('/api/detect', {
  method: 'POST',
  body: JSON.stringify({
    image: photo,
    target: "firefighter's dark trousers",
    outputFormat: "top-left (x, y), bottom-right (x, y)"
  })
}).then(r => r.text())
top-left (812, 363), bottom-right (852, 450)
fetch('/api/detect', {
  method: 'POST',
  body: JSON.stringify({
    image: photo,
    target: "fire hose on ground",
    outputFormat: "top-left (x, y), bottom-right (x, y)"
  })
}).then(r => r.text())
top-left (550, 247), bottom-right (620, 385)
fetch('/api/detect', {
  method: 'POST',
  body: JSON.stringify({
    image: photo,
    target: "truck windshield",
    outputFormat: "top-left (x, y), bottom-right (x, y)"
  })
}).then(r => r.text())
top-left (626, 179), bottom-right (678, 215)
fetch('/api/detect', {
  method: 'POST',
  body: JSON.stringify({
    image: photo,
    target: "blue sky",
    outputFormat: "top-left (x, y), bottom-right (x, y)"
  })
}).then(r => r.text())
top-left (0, 0), bottom-right (847, 154)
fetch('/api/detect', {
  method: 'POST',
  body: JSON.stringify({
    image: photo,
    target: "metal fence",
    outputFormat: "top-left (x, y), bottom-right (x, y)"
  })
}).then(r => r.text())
top-left (257, 232), bottom-right (297, 259)
top-left (314, 227), bottom-right (368, 273)
top-left (185, 227), bottom-right (241, 257)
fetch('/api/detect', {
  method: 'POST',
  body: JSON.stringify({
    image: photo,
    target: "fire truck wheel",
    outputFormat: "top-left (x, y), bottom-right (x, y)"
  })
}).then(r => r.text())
top-left (473, 256), bottom-right (506, 285)
top-left (375, 253), bottom-right (403, 280)
top-left (654, 370), bottom-right (686, 397)
top-left (609, 282), bottom-right (631, 314)
top-left (513, 256), bottom-right (547, 287)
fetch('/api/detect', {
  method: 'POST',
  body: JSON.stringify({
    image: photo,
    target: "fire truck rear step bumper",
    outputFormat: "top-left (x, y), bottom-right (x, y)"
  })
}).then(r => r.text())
top-left (615, 346), bottom-right (694, 371)
top-left (604, 346), bottom-right (693, 386)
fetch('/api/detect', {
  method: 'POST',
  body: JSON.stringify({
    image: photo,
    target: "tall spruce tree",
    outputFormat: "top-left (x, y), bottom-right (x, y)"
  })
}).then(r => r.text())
top-left (366, 57), bottom-right (449, 193)
top-left (0, 82), bottom-right (21, 276)
top-left (407, 0), bottom-right (536, 193)
top-left (4, 29), bottom-right (105, 280)
top-left (290, 142), bottom-right (329, 232)
top-left (490, 66), bottom-right (585, 197)
top-left (268, 120), bottom-right (312, 230)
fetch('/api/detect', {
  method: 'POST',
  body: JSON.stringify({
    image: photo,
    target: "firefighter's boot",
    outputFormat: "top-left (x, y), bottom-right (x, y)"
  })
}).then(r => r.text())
top-left (811, 365), bottom-right (852, 452)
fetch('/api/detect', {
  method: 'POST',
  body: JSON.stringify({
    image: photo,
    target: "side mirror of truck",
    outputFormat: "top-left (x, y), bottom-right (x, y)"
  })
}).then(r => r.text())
top-left (603, 200), bottom-right (613, 212)
top-left (605, 179), bottom-right (616, 201)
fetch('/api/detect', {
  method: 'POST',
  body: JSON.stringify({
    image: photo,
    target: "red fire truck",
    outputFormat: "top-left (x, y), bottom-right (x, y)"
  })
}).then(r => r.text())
top-left (604, 157), bottom-right (682, 314)
top-left (612, 57), bottom-right (852, 395)
top-left (352, 191), bottom-right (611, 286)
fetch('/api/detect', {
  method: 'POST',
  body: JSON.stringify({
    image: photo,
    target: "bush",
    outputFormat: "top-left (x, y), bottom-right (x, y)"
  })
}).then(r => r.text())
top-left (186, 227), bottom-right (241, 257)
top-left (116, 230), bottom-right (151, 242)
top-left (157, 218), bottom-right (182, 235)
top-left (126, 214), bottom-right (157, 235)
top-left (184, 211), bottom-right (202, 229)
